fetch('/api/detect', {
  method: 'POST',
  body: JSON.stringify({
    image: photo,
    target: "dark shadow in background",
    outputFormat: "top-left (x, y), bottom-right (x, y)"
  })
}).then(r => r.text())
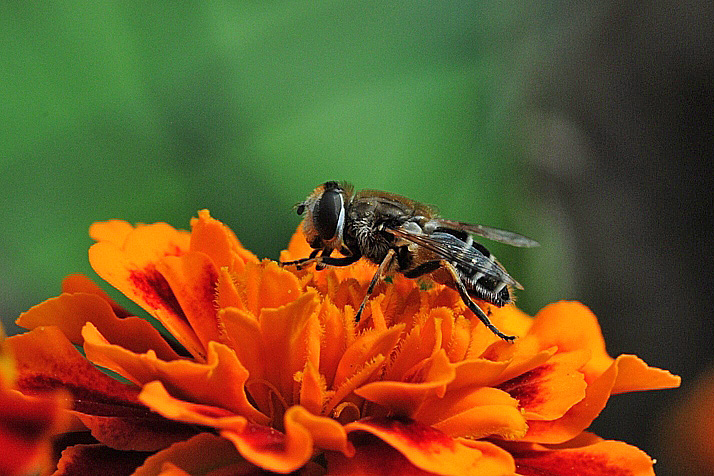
top-left (527, 1), bottom-right (713, 474)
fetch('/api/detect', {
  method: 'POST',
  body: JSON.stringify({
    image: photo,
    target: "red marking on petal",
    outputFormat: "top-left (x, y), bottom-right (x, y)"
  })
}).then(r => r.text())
top-left (498, 363), bottom-right (553, 409)
top-left (129, 267), bottom-right (186, 322)
top-left (361, 417), bottom-right (455, 451)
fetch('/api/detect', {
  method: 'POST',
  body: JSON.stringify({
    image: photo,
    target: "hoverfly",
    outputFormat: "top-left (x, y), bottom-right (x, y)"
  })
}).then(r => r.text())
top-left (280, 181), bottom-right (538, 341)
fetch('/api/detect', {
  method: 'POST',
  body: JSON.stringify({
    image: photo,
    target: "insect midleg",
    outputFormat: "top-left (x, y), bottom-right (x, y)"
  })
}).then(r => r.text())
top-left (441, 260), bottom-right (516, 342)
top-left (355, 248), bottom-right (396, 323)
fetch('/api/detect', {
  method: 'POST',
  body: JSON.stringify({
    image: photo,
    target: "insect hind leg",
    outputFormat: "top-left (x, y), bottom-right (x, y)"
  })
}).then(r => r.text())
top-left (441, 260), bottom-right (516, 342)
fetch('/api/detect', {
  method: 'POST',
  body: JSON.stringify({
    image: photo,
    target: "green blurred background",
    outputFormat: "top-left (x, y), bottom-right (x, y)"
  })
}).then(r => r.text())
top-left (2, 2), bottom-right (712, 475)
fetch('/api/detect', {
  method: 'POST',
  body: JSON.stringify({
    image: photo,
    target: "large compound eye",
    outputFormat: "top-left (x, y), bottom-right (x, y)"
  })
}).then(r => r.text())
top-left (314, 189), bottom-right (343, 241)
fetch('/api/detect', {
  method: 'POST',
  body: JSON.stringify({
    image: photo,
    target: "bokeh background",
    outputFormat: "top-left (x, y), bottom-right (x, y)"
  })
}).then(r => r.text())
top-left (1, 3), bottom-right (711, 475)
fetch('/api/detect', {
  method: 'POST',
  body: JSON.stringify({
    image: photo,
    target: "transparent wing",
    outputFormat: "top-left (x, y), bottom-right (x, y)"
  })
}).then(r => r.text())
top-left (387, 226), bottom-right (521, 288)
top-left (429, 219), bottom-right (539, 248)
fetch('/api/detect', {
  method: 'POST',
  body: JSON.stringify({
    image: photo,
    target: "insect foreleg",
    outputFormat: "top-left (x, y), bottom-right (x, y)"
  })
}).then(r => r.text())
top-left (280, 249), bottom-right (321, 269)
top-left (355, 248), bottom-right (396, 323)
top-left (441, 261), bottom-right (516, 342)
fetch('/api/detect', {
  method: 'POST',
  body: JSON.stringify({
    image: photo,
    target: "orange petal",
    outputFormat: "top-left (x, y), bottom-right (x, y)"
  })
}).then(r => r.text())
top-left (344, 417), bottom-right (513, 476)
top-left (609, 354), bottom-right (681, 394)
top-left (356, 350), bottom-right (455, 416)
top-left (82, 324), bottom-right (267, 425)
top-left (17, 292), bottom-right (180, 361)
top-left (522, 354), bottom-right (619, 444)
top-left (444, 315), bottom-right (471, 362)
top-left (259, 291), bottom-right (321, 405)
top-left (498, 350), bottom-right (589, 421)
top-left (316, 297), bottom-right (351, 389)
top-left (215, 267), bottom-right (246, 311)
top-left (54, 443), bottom-right (151, 475)
top-left (156, 252), bottom-right (223, 349)
top-left (325, 355), bottom-right (387, 418)
top-left (61, 273), bottom-right (133, 318)
top-left (384, 318), bottom-right (442, 382)
top-left (138, 381), bottom-right (248, 431)
top-left (89, 219), bottom-right (136, 245)
top-left (525, 301), bottom-right (613, 382)
top-left (448, 359), bottom-right (510, 391)
top-left (133, 432), bottom-right (250, 476)
top-left (488, 304), bottom-right (535, 340)
top-left (237, 261), bottom-right (304, 318)
top-left (415, 386), bottom-right (527, 440)
top-left (219, 406), bottom-right (339, 474)
top-left (218, 307), bottom-right (264, 381)
top-left (286, 405), bottom-right (353, 455)
top-left (74, 412), bottom-right (198, 452)
top-left (7, 326), bottom-right (143, 408)
top-left (514, 439), bottom-right (655, 476)
top-left (333, 324), bottom-right (405, 388)
top-left (89, 233), bottom-right (204, 359)
top-left (280, 224), bottom-right (314, 263)
top-left (189, 209), bottom-right (258, 274)
top-left (299, 360), bottom-right (325, 416)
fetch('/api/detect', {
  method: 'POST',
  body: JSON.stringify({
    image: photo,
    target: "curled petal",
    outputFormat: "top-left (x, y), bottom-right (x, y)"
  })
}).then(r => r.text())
top-left (138, 381), bottom-right (247, 431)
top-left (299, 360), bottom-right (325, 416)
top-left (83, 324), bottom-right (268, 424)
top-left (448, 359), bottom-right (510, 391)
top-left (343, 417), bottom-right (514, 476)
top-left (219, 406), bottom-right (343, 474)
top-left (285, 405), bottom-right (354, 455)
top-left (7, 326), bottom-right (143, 409)
top-left (17, 292), bottom-right (179, 361)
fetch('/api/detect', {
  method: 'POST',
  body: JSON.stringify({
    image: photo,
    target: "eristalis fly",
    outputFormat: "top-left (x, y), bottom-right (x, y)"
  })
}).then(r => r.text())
top-left (280, 181), bottom-right (538, 341)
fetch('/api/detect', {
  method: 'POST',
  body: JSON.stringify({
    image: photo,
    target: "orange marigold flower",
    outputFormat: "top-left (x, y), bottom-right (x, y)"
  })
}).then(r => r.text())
top-left (8, 210), bottom-right (680, 475)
